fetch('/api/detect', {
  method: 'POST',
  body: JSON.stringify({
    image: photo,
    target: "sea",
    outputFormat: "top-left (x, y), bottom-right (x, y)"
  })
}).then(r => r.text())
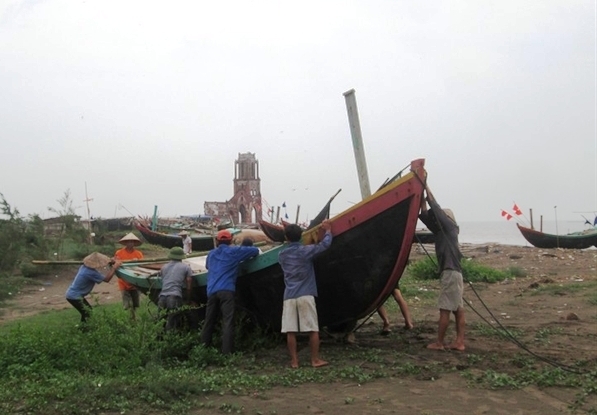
top-left (453, 220), bottom-right (595, 246)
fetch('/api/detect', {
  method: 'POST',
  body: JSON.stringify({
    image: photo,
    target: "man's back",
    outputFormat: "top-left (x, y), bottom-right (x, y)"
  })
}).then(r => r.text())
top-left (160, 261), bottom-right (192, 297)
top-left (206, 245), bottom-right (259, 296)
top-left (279, 232), bottom-right (332, 300)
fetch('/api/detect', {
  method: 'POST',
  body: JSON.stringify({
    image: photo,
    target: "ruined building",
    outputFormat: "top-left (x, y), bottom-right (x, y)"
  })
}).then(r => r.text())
top-left (204, 152), bottom-right (263, 224)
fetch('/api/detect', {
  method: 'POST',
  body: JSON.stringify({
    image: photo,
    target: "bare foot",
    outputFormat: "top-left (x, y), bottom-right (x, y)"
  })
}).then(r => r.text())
top-left (290, 361), bottom-right (299, 369)
top-left (311, 359), bottom-right (329, 368)
top-left (426, 342), bottom-right (445, 351)
top-left (446, 343), bottom-right (465, 351)
top-left (404, 324), bottom-right (414, 330)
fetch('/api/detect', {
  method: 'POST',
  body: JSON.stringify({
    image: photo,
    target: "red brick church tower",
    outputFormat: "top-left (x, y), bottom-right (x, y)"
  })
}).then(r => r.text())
top-left (204, 152), bottom-right (263, 225)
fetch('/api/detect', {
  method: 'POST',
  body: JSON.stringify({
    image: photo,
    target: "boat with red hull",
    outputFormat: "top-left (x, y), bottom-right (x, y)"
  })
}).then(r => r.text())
top-left (260, 219), bottom-right (435, 245)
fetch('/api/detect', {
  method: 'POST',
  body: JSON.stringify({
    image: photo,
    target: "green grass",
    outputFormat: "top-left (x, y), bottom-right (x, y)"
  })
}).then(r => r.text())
top-left (528, 280), bottom-right (597, 299)
top-left (0, 304), bottom-right (595, 414)
top-left (0, 248), bottom-right (595, 415)
top-left (406, 257), bottom-right (516, 283)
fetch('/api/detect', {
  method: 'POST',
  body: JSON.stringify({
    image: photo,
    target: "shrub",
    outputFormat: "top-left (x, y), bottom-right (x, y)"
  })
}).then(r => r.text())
top-left (0, 193), bottom-right (26, 273)
top-left (407, 257), bottom-right (511, 283)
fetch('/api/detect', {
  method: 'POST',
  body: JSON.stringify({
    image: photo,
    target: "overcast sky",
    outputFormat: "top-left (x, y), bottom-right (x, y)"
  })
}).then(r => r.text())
top-left (1, 0), bottom-right (595, 226)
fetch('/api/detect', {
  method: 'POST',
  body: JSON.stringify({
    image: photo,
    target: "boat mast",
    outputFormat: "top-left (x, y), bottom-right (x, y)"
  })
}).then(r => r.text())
top-left (83, 182), bottom-right (93, 244)
top-left (343, 89), bottom-right (371, 199)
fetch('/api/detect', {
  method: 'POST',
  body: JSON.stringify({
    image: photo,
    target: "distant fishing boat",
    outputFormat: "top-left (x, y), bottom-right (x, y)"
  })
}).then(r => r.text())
top-left (116, 159), bottom-right (427, 332)
top-left (134, 222), bottom-right (240, 252)
top-left (516, 224), bottom-right (597, 249)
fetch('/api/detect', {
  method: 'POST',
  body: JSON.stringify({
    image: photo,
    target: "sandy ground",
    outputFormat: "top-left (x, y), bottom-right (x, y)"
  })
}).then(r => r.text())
top-left (1, 243), bottom-right (596, 414)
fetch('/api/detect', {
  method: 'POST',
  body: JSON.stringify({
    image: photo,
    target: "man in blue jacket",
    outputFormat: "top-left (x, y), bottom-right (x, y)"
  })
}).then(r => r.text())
top-left (201, 230), bottom-right (259, 354)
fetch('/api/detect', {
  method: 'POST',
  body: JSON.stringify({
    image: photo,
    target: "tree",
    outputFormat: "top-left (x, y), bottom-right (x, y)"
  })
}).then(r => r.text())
top-left (0, 193), bottom-right (26, 273)
top-left (47, 189), bottom-right (87, 245)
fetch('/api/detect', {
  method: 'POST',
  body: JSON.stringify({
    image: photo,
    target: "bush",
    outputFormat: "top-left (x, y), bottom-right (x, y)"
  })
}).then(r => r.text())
top-left (0, 194), bottom-right (26, 273)
top-left (407, 257), bottom-right (511, 283)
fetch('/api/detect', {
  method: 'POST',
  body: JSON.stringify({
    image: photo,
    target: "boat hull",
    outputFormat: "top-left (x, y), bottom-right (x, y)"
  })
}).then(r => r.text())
top-left (239, 197), bottom-right (415, 331)
top-left (517, 224), bottom-right (597, 249)
top-left (118, 159), bottom-right (426, 332)
top-left (135, 223), bottom-right (217, 252)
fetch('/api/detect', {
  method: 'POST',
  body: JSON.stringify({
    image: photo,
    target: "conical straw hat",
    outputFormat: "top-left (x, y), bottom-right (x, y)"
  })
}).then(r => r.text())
top-left (443, 209), bottom-right (457, 225)
top-left (119, 232), bottom-right (142, 246)
top-left (83, 252), bottom-right (111, 269)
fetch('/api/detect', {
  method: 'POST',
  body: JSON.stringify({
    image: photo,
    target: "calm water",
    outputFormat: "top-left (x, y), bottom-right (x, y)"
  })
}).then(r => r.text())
top-left (451, 220), bottom-right (594, 246)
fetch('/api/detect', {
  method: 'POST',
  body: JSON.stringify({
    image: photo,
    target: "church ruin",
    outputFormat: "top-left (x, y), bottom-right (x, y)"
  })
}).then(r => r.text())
top-left (203, 152), bottom-right (263, 225)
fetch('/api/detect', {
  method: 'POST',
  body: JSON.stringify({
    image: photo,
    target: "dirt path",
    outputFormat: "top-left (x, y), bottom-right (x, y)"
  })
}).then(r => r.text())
top-left (0, 265), bottom-right (121, 322)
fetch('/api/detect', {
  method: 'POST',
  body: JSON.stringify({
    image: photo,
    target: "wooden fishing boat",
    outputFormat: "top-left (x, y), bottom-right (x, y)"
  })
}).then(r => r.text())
top-left (118, 159), bottom-right (426, 332)
top-left (516, 224), bottom-right (597, 249)
top-left (89, 217), bottom-right (134, 232)
top-left (134, 222), bottom-right (241, 252)
top-left (261, 219), bottom-right (435, 245)
top-left (413, 229), bottom-right (435, 244)
top-left (259, 189), bottom-right (342, 242)
top-left (258, 220), bottom-right (286, 242)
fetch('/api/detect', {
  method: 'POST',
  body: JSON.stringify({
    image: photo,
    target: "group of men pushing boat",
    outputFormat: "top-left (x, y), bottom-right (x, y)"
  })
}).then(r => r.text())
top-left (65, 184), bottom-right (466, 365)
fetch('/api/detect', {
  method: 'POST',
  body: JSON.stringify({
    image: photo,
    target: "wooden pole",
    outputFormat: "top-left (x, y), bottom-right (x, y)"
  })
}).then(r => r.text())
top-left (540, 215), bottom-right (543, 232)
top-left (343, 88), bottom-right (371, 199)
top-left (83, 182), bottom-right (94, 245)
top-left (295, 205), bottom-right (300, 224)
top-left (31, 242), bottom-right (269, 266)
top-left (151, 205), bottom-right (158, 231)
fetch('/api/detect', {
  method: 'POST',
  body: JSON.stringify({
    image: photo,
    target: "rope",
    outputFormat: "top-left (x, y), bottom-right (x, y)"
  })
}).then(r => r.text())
top-left (414, 205), bottom-right (587, 375)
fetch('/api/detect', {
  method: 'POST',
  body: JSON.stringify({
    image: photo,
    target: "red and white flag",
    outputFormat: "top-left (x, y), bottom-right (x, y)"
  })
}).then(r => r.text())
top-left (501, 210), bottom-right (512, 220)
top-left (512, 203), bottom-right (523, 216)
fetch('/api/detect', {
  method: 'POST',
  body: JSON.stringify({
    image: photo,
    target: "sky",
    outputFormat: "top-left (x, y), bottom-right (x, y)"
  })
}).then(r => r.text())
top-left (1, 0), bottom-right (595, 226)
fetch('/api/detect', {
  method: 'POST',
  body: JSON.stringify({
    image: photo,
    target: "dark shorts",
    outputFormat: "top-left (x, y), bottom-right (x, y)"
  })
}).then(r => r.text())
top-left (121, 289), bottom-right (140, 309)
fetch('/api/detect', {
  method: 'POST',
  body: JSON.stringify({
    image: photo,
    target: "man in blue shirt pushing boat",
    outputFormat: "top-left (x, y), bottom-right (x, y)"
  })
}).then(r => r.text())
top-left (279, 219), bottom-right (332, 368)
top-left (201, 229), bottom-right (260, 354)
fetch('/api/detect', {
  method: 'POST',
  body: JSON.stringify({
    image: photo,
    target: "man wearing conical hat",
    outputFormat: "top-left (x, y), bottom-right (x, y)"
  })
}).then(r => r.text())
top-left (65, 252), bottom-right (123, 325)
top-left (419, 186), bottom-right (465, 352)
top-left (115, 233), bottom-right (144, 320)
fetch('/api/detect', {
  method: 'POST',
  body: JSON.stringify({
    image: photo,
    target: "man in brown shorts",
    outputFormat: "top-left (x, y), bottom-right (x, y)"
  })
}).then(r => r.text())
top-left (419, 187), bottom-right (465, 351)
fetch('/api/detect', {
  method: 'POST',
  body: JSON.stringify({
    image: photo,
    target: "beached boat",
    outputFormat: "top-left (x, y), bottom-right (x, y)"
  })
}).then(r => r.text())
top-left (117, 159), bottom-right (426, 331)
top-left (257, 220), bottom-right (286, 242)
top-left (516, 224), bottom-right (597, 249)
top-left (259, 189), bottom-right (342, 242)
top-left (134, 222), bottom-right (241, 252)
top-left (261, 219), bottom-right (435, 245)
top-left (413, 229), bottom-right (435, 244)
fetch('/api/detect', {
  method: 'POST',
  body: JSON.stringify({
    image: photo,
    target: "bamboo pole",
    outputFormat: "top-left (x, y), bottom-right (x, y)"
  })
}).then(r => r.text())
top-left (31, 241), bottom-right (269, 265)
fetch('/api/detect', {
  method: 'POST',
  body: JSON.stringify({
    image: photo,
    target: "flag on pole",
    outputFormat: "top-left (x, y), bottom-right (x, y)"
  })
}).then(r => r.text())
top-left (512, 204), bottom-right (522, 216)
top-left (282, 202), bottom-right (286, 208)
top-left (285, 213), bottom-right (289, 219)
top-left (501, 210), bottom-right (512, 220)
